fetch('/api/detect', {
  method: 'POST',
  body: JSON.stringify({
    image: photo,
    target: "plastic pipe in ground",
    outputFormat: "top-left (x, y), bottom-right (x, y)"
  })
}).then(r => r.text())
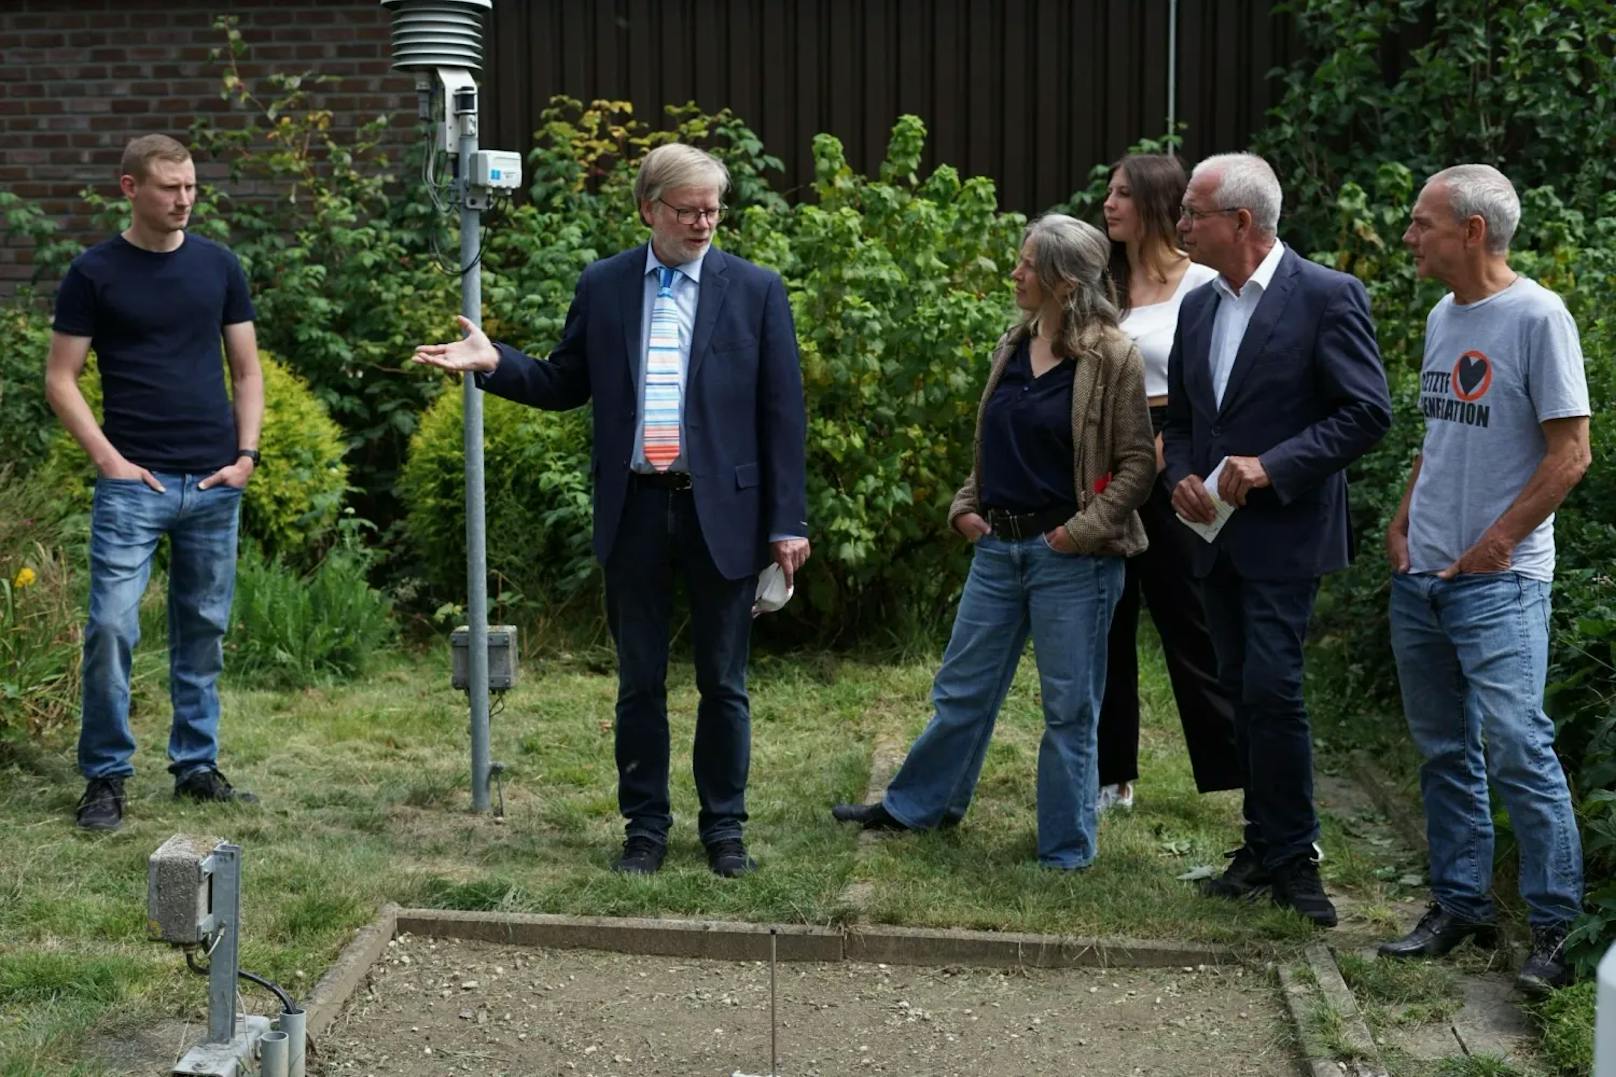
top-left (258, 1030), bottom-right (289, 1077)
top-left (276, 1008), bottom-right (306, 1077)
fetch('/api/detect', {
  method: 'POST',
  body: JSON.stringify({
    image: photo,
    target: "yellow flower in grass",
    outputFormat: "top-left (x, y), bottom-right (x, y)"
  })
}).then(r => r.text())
top-left (12, 567), bottom-right (36, 589)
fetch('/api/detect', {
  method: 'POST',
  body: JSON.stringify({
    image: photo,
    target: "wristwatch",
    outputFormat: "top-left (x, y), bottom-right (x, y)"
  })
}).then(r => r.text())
top-left (237, 449), bottom-right (261, 465)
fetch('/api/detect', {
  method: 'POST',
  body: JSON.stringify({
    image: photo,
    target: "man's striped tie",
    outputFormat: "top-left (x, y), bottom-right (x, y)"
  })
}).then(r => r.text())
top-left (643, 266), bottom-right (682, 472)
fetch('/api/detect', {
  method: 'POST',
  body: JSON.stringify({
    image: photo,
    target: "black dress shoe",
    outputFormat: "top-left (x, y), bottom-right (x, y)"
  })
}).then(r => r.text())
top-left (1516, 922), bottom-right (1573, 997)
top-left (1270, 855), bottom-right (1338, 928)
top-left (1378, 902), bottom-right (1497, 959)
top-left (1197, 844), bottom-right (1272, 900)
top-left (612, 835), bottom-right (667, 875)
top-left (705, 838), bottom-right (757, 878)
top-left (830, 801), bottom-right (910, 831)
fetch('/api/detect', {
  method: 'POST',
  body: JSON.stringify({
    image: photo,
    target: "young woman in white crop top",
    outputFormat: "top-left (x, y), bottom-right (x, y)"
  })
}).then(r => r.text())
top-left (1095, 154), bottom-right (1240, 814)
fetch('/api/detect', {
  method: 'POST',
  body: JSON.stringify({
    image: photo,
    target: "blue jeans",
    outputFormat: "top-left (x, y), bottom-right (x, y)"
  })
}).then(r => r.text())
top-left (883, 534), bottom-right (1123, 870)
top-left (1389, 571), bottom-right (1584, 927)
top-left (604, 484), bottom-right (754, 846)
top-left (79, 475), bottom-right (242, 781)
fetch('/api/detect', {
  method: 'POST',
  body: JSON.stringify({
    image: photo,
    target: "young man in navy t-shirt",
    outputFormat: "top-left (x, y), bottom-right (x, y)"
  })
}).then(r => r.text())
top-left (45, 133), bottom-right (265, 830)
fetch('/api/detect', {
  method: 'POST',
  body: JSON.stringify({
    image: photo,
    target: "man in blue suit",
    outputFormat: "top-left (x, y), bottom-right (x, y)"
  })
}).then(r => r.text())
top-left (414, 144), bottom-right (810, 878)
top-left (1163, 153), bottom-right (1391, 926)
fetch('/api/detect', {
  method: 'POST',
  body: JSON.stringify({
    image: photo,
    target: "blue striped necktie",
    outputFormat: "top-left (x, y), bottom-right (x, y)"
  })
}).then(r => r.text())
top-left (643, 266), bottom-right (682, 472)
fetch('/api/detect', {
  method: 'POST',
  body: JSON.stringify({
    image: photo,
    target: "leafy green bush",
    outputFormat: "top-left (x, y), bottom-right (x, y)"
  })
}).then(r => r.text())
top-left (226, 542), bottom-right (395, 688)
top-left (399, 387), bottom-right (597, 624)
top-left (1258, 0), bottom-right (1616, 259)
top-left (0, 293), bottom-right (57, 473)
top-left (41, 350), bottom-right (349, 564)
top-left (781, 120), bottom-right (1021, 633)
top-left (0, 470), bottom-right (83, 738)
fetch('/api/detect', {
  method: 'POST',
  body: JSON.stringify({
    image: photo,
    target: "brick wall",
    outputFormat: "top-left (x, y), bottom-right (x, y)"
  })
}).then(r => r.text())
top-left (0, 0), bottom-right (423, 298)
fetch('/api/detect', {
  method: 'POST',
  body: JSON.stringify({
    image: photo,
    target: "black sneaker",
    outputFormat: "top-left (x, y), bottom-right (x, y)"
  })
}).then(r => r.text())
top-left (1197, 844), bottom-right (1272, 900)
top-left (612, 835), bottom-right (667, 875)
top-left (1270, 855), bottom-right (1338, 928)
top-left (1516, 922), bottom-right (1574, 997)
top-left (174, 767), bottom-right (258, 804)
top-left (75, 777), bottom-right (126, 831)
top-left (705, 837), bottom-right (757, 878)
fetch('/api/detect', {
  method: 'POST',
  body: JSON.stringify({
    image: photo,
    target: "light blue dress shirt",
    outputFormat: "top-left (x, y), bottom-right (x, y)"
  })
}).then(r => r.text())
top-left (1209, 240), bottom-right (1287, 409)
top-left (631, 247), bottom-right (703, 473)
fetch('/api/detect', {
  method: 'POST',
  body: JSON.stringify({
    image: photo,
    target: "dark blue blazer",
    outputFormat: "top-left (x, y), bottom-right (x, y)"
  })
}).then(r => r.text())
top-left (1162, 247), bottom-right (1392, 580)
top-left (478, 244), bottom-right (808, 581)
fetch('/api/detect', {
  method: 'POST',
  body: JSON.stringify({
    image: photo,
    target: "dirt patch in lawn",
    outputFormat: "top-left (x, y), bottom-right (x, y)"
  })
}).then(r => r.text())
top-left (319, 934), bottom-right (1298, 1076)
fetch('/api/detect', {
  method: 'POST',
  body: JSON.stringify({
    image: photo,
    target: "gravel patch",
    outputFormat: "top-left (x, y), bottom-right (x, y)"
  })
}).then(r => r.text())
top-left (320, 934), bottom-right (1298, 1076)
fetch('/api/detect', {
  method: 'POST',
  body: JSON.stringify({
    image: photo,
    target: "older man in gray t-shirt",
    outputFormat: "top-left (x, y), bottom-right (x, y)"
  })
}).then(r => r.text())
top-left (1378, 165), bottom-right (1591, 997)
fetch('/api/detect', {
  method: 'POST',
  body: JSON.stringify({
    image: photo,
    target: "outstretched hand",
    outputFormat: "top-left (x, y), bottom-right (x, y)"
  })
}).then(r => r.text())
top-left (412, 316), bottom-right (500, 375)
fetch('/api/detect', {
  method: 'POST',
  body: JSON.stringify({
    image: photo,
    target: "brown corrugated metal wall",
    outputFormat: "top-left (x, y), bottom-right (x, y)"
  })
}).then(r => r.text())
top-left (483, 0), bottom-right (1300, 214)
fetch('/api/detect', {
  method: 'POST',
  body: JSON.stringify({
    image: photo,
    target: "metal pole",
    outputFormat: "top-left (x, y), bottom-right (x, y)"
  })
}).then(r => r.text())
top-left (457, 85), bottom-right (492, 813)
top-left (207, 844), bottom-right (242, 1044)
top-left (769, 929), bottom-right (778, 1076)
top-left (1167, 0), bottom-right (1179, 139)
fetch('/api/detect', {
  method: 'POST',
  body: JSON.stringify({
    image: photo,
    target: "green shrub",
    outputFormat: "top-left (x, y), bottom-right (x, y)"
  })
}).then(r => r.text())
top-left (0, 470), bottom-right (83, 738)
top-left (781, 119), bottom-right (1022, 633)
top-left (399, 386), bottom-right (597, 624)
top-left (0, 294), bottom-right (57, 474)
top-left (1258, 0), bottom-right (1616, 259)
top-left (41, 350), bottom-right (349, 565)
top-left (243, 355), bottom-right (351, 561)
top-left (226, 542), bottom-right (394, 688)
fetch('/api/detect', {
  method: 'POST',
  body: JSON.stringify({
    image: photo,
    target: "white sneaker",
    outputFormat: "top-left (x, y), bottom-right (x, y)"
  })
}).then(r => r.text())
top-left (1097, 782), bottom-right (1134, 814)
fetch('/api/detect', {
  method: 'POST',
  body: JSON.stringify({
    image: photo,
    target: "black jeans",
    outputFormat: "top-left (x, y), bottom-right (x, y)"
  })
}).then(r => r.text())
top-left (1199, 551), bottom-right (1322, 868)
top-left (604, 482), bottom-right (755, 846)
top-left (1099, 471), bottom-right (1241, 792)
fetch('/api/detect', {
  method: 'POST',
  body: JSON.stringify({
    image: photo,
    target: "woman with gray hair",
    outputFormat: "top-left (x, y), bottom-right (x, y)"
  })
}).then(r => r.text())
top-left (832, 214), bottom-right (1156, 869)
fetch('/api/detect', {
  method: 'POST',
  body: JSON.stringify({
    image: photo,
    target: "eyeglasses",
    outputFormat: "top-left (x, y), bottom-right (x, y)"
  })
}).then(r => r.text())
top-left (1179, 203), bottom-right (1243, 223)
top-left (658, 198), bottom-right (725, 225)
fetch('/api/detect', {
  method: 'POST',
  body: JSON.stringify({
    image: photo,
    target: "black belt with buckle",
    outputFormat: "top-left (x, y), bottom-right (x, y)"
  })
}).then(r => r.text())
top-left (631, 470), bottom-right (694, 491)
top-left (983, 505), bottom-right (1074, 541)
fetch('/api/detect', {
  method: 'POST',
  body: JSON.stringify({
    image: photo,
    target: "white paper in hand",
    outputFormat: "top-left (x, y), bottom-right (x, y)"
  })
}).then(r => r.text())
top-left (1176, 456), bottom-right (1238, 543)
top-left (752, 562), bottom-right (793, 617)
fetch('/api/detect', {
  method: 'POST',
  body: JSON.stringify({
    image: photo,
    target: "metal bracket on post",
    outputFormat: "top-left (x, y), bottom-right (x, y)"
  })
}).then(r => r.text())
top-left (165, 841), bottom-right (271, 1077)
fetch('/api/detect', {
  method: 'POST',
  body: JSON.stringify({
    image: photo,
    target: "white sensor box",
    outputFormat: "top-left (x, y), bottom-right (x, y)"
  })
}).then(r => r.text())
top-left (470, 150), bottom-right (522, 190)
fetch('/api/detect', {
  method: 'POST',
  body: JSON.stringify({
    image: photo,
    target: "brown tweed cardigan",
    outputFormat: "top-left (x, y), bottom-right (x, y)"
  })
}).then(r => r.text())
top-left (947, 323), bottom-right (1156, 557)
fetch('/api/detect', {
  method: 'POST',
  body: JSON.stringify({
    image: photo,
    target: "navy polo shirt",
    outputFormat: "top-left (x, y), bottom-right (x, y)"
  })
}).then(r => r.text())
top-left (979, 338), bottom-right (1078, 513)
top-left (52, 234), bottom-right (255, 473)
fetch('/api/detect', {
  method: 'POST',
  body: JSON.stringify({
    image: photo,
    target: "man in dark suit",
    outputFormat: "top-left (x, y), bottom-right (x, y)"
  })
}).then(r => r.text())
top-left (1163, 153), bottom-right (1391, 926)
top-left (414, 144), bottom-right (810, 878)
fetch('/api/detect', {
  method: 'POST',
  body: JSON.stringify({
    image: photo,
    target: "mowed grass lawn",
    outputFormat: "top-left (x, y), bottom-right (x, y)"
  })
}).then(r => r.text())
top-left (3, 628), bottom-right (1385, 1073)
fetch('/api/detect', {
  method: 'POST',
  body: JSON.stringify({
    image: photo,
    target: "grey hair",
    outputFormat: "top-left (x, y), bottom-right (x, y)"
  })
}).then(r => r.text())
top-left (1192, 153), bottom-right (1283, 235)
top-left (1427, 164), bottom-right (1520, 253)
top-left (1018, 213), bottom-right (1120, 354)
top-left (633, 143), bottom-right (730, 206)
